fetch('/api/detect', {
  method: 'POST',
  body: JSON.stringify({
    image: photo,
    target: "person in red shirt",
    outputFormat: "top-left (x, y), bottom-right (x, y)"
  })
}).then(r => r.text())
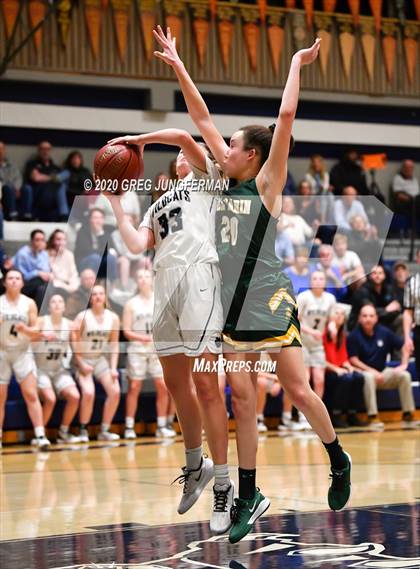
top-left (324, 306), bottom-right (368, 428)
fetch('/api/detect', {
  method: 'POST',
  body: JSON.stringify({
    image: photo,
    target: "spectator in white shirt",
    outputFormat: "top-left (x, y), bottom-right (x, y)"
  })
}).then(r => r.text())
top-left (334, 185), bottom-right (369, 233)
top-left (332, 234), bottom-right (365, 286)
top-left (95, 190), bottom-right (141, 230)
top-left (277, 196), bottom-right (313, 247)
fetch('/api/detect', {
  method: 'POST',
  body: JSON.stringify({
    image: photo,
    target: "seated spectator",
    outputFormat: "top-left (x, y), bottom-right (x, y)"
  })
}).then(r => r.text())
top-left (95, 189), bottom-right (140, 230)
top-left (348, 304), bottom-right (419, 428)
top-left (334, 186), bottom-right (369, 234)
top-left (275, 229), bottom-right (294, 266)
top-left (61, 151), bottom-right (93, 213)
top-left (74, 207), bottom-right (118, 281)
top-left (111, 215), bottom-right (148, 288)
top-left (391, 160), bottom-right (419, 217)
top-left (284, 247), bottom-right (311, 294)
top-left (47, 229), bottom-right (80, 297)
top-left (392, 261), bottom-right (409, 309)
top-left (305, 154), bottom-right (335, 223)
top-left (0, 202), bottom-right (3, 241)
top-left (348, 214), bottom-right (382, 272)
top-left (314, 244), bottom-right (347, 301)
top-left (323, 306), bottom-right (367, 428)
top-left (12, 229), bottom-right (52, 309)
top-left (330, 149), bottom-right (369, 196)
top-left (277, 196), bottom-right (313, 247)
top-left (296, 180), bottom-right (320, 226)
top-left (65, 268), bottom-right (96, 319)
top-left (0, 141), bottom-right (32, 221)
top-left (0, 245), bottom-right (12, 294)
top-left (24, 141), bottom-right (69, 221)
top-left (348, 265), bottom-right (401, 333)
top-left (332, 234), bottom-right (365, 286)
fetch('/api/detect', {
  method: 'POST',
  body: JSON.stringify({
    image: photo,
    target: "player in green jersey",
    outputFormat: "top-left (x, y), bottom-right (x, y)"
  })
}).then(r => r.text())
top-left (154, 26), bottom-right (352, 543)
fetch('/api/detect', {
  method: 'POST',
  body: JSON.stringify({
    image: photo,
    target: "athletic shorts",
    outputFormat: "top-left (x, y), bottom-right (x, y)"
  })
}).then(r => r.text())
top-left (222, 272), bottom-right (302, 352)
top-left (37, 369), bottom-right (75, 394)
top-left (302, 344), bottom-right (326, 368)
top-left (127, 351), bottom-right (163, 380)
top-left (77, 356), bottom-right (110, 379)
top-left (0, 349), bottom-right (37, 384)
top-left (153, 263), bottom-right (223, 357)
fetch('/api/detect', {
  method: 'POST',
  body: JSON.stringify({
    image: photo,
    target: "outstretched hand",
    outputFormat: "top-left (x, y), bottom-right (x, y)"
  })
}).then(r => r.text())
top-left (294, 37), bottom-right (321, 66)
top-left (153, 25), bottom-right (182, 67)
top-left (107, 135), bottom-right (145, 157)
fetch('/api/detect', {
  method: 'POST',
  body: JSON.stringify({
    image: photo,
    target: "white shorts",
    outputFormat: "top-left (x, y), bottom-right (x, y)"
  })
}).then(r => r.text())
top-left (127, 352), bottom-right (163, 380)
top-left (37, 369), bottom-right (76, 394)
top-left (302, 344), bottom-right (326, 368)
top-left (77, 356), bottom-right (110, 379)
top-left (0, 349), bottom-right (37, 384)
top-left (153, 264), bottom-right (223, 357)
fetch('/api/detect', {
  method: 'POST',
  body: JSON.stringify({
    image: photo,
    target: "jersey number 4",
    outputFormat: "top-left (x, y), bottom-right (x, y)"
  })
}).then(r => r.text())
top-left (158, 207), bottom-right (183, 239)
top-left (220, 215), bottom-right (239, 246)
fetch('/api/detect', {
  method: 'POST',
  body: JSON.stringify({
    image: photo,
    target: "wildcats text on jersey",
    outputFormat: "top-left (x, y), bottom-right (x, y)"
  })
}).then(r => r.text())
top-left (152, 188), bottom-right (191, 214)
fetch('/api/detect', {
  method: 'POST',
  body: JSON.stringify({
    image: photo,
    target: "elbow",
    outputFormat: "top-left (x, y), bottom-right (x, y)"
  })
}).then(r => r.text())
top-left (279, 108), bottom-right (294, 120)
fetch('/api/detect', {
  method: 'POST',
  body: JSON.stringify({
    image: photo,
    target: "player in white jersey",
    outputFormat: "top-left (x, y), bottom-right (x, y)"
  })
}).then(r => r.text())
top-left (106, 128), bottom-right (233, 534)
top-left (72, 284), bottom-right (121, 442)
top-left (0, 269), bottom-right (50, 449)
top-left (33, 294), bottom-right (81, 444)
top-left (123, 268), bottom-right (176, 439)
top-left (297, 271), bottom-right (337, 401)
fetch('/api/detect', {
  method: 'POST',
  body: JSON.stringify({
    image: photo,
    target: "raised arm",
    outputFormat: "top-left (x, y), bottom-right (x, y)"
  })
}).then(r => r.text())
top-left (153, 26), bottom-right (229, 167)
top-left (108, 128), bottom-right (207, 172)
top-left (105, 195), bottom-right (155, 255)
top-left (256, 39), bottom-right (321, 216)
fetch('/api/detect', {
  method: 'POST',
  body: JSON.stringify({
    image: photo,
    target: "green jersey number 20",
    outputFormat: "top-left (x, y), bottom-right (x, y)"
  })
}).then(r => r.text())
top-left (220, 215), bottom-right (239, 246)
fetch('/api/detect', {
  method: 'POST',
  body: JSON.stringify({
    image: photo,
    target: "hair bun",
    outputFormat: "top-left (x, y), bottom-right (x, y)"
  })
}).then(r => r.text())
top-left (268, 123), bottom-right (276, 133)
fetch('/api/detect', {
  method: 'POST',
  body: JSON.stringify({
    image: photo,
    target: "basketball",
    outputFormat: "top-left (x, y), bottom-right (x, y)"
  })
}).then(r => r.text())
top-left (94, 143), bottom-right (143, 194)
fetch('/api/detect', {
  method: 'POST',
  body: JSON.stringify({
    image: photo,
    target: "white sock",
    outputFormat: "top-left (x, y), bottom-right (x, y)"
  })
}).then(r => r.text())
top-left (157, 416), bottom-right (166, 428)
top-left (185, 446), bottom-right (203, 470)
top-left (257, 414), bottom-right (264, 422)
top-left (101, 423), bottom-right (109, 433)
top-left (214, 463), bottom-right (230, 487)
top-left (34, 426), bottom-right (45, 438)
top-left (125, 417), bottom-right (134, 429)
top-left (167, 414), bottom-right (175, 425)
top-left (59, 425), bottom-right (69, 434)
top-left (282, 411), bottom-right (292, 421)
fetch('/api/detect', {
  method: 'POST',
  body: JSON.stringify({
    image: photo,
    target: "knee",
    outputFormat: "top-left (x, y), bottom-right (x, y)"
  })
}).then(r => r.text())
top-left (128, 381), bottom-right (141, 395)
top-left (287, 385), bottom-right (312, 410)
top-left (230, 387), bottom-right (255, 419)
top-left (194, 376), bottom-right (219, 404)
top-left (81, 386), bottom-right (95, 403)
top-left (110, 382), bottom-right (120, 399)
top-left (44, 392), bottom-right (57, 407)
top-left (23, 388), bottom-right (39, 406)
top-left (66, 390), bottom-right (80, 404)
top-left (401, 371), bottom-right (412, 384)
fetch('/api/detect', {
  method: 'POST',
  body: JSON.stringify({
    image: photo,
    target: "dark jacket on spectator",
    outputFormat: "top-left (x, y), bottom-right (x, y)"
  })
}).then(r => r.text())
top-left (66, 165), bottom-right (92, 208)
top-left (330, 158), bottom-right (369, 196)
top-left (74, 222), bottom-right (114, 270)
top-left (348, 280), bottom-right (397, 329)
top-left (24, 157), bottom-right (61, 213)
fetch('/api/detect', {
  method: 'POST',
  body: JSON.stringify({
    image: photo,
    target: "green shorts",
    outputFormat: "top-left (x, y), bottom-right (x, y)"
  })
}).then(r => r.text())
top-left (222, 271), bottom-right (302, 351)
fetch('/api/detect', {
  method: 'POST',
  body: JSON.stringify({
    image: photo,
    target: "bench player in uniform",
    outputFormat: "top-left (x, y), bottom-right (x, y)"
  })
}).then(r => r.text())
top-left (123, 268), bottom-right (176, 439)
top-left (297, 271), bottom-right (337, 404)
top-left (72, 284), bottom-right (121, 442)
top-left (106, 128), bottom-right (233, 534)
top-left (0, 269), bottom-right (50, 449)
top-left (34, 294), bottom-right (81, 444)
top-left (154, 26), bottom-right (352, 543)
